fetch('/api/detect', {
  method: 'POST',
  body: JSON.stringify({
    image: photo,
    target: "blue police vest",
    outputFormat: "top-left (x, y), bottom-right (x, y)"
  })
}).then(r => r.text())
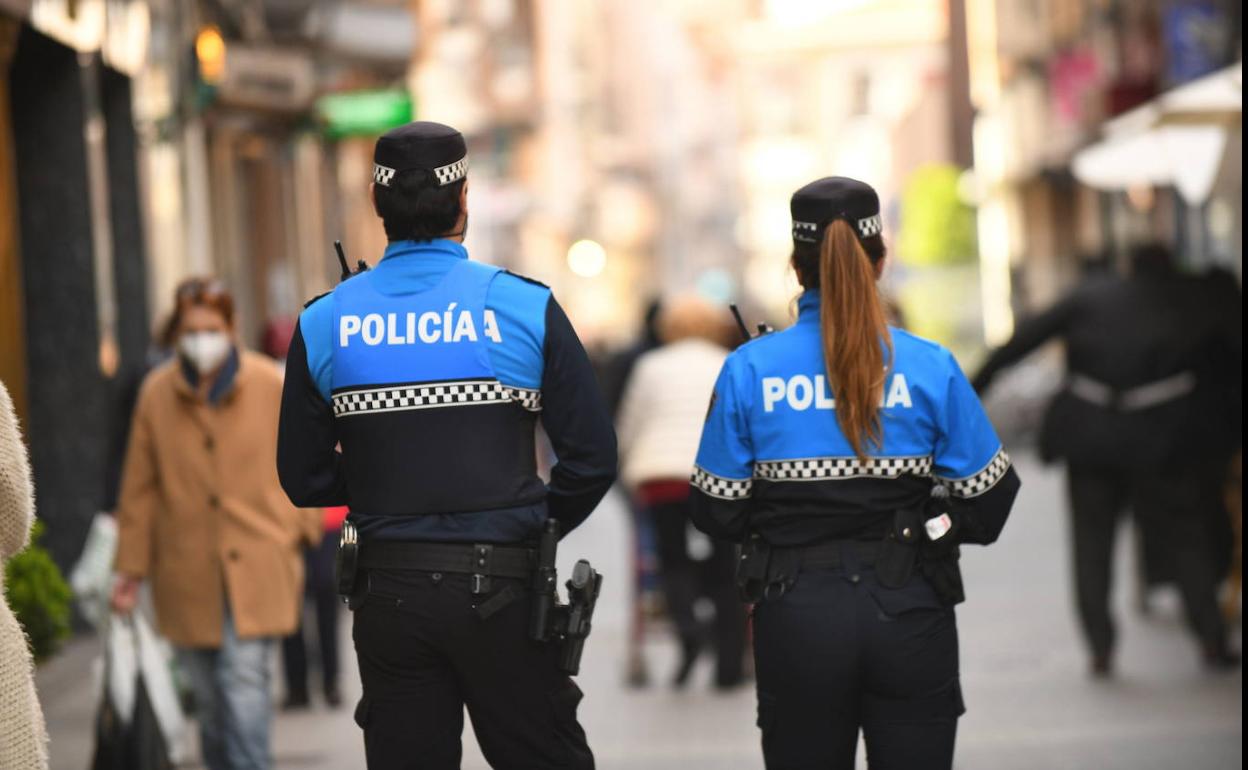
top-left (694, 290), bottom-right (1010, 544)
top-left (329, 259), bottom-right (546, 520)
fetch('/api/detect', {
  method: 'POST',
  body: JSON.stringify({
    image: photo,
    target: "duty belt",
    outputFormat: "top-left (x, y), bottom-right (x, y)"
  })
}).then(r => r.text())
top-left (358, 541), bottom-right (535, 594)
top-left (737, 537), bottom-right (881, 602)
top-left (1067, 371), bottom-right (1196, 411)
top-left (777, 540), bottom-right (881, 569)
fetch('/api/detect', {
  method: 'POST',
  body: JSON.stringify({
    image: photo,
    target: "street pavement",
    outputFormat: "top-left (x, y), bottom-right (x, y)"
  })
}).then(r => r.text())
top-left (38, 450), bottom-right (1241, 769)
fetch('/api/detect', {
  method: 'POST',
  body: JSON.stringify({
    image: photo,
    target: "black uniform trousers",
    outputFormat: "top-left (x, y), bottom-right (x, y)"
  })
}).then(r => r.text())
top-left (752, 562), bottom-right (963, 770)
top-left (651, 498), bottom-right (747, 685)
top-left (1067, 464), bottom-right (1227, 659)
top-left (351, 568), bottom-right (594, 770)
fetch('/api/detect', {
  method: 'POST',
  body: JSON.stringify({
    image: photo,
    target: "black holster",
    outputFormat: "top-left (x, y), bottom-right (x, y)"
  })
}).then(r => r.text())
top-left (916, 496), bottom-right (966, 606)
top-left (528, 519), bottom-right (603, 675)
top-left (876, 505), bottom-right (965, 605)
top-left (918, 545), bottom-right (965, 606)
top-left (876, 508), bottom-right (923, 588)
top-left (735, 534), bottom-right (770, 603)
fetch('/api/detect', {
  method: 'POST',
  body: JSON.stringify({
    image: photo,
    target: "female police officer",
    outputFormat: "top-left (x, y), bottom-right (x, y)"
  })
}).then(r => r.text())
top-left (690, 177), bottom-right (1020, 770)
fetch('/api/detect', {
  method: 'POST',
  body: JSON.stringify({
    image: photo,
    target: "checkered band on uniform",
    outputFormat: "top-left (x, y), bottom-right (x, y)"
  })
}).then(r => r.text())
top-left (857, 214), bottom-right (882, 237)
top-left (505, 385), bottom-right (542, 412)
top-left (333, 380), bottom-right (541, 417)
top-left (373, 163), bottom-right (397, 187)
top-left (935, 448), bottom-right (1011, 498)
top-left (434, 156), bottom-right (468, 186)
top-left (692, 467), bottom-right (754, 500)
top-left (754, 455), bottom-right (933, 482)
top-left (792, 220), bottom-right (820, 243)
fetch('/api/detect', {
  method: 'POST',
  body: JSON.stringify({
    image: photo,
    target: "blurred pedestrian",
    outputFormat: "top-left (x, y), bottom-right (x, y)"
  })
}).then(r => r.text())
top-left (1, 379), bottom-right (49, 770)
top-left (692, 177), bottom-right (1020, 770)
top-left (259, 318), bottom-right (344, 712)
top-left (974, 243), bottom-right (1241, 675)
top-left (101, 312), bottom-right (177, 530)
top-left (617, 295), bottom-right (746, 689)
top-left (111, 278), bottom-right (320, 770)
top-left (597, 298), bottom-right (665, 687)
top-left (278, 121), bottom-right (615, 769)
top-left (599, 298), bottom-right (663, 417)
top-left (279, 505), bottom-right (345, 710)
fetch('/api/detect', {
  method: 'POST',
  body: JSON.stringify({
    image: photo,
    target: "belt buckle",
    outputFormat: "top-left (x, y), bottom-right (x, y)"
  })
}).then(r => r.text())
top-left (471, 544), bottom-right (493, 596)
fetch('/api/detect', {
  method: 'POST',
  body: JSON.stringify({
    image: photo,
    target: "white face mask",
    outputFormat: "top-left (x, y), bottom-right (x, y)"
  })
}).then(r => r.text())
top-left (179, 331), bottom-right (232, 375)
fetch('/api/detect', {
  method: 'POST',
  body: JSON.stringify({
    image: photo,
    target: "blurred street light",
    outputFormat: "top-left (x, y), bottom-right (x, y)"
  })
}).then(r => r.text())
top-left (195, 25), bottom-right (226, 85)
top-left (567, 239), bottom-right (607, 278)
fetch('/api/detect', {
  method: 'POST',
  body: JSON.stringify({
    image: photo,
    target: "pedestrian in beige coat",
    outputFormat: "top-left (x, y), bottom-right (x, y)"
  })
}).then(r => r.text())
top-left (112, 278), bottom-right (319, 770)
top-left (0, 379), bottom-right (50, 770)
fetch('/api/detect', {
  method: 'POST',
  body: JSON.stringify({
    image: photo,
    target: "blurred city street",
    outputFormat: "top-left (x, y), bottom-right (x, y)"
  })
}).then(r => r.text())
top-left (38, 451), bottom-right (1241, 770)
top-left (2, 1), bottom-right (1242, 768)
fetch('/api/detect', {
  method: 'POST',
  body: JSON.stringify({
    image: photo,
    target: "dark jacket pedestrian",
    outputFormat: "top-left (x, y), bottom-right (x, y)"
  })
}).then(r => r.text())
top-left (974, 244), bottom-right (1241, 673)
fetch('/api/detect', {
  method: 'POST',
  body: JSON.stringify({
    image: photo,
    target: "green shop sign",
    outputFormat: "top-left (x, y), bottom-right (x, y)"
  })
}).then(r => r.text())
top-left (317, 90), bottom-right (413, 138)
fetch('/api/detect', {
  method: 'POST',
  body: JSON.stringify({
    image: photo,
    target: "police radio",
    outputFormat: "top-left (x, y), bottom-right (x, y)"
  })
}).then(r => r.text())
top-left (729, 303), bottom-right (771, 343)
top-left (334, 240), bottom-right (370, 282)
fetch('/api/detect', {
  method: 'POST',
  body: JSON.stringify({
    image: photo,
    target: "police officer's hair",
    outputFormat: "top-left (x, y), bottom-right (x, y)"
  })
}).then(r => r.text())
top-left (790, 222), bottom-right (890, 459)
top-left (373, 170), bottom-right (466, 242)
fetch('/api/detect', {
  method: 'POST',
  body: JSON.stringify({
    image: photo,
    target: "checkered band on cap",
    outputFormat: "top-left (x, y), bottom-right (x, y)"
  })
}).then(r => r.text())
top-left (332, 380), bottom-right (541, 417)
top-left (857, 214), bottom-right (882, 237)
top-left (755, 455), bottom-right (933, 482)
top-left (792, 220), bottom-right (820, 243)
top-left (373, 163), bottom-right (397, 187)
top-left (433, 156), bottom-right (468, 186)
top-left (792, 214), bottom-right (882, 242)
top-left (692, 467), bottom-right (754, 501)
top-left (935, 448), bottom-right (1011, 498)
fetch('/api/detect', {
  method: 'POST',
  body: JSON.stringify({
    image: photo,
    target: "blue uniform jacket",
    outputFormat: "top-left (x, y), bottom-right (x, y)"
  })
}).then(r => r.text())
top-left (277, 239), bottom-right (617, 542)
top-left (692, 290), bottom-right (1020, 546)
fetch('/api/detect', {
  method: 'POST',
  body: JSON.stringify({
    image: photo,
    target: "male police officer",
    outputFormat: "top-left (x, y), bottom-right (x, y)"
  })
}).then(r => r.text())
top-left (277, 121), bottom-right (616, 769)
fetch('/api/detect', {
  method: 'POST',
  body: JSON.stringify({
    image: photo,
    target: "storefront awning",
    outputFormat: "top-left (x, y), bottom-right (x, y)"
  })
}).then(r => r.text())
top-left (1072, 62), bottom-right (1241, 204)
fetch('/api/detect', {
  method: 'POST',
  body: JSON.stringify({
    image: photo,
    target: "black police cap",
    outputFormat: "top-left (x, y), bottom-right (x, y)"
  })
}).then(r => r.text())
top-left (372, 121), bottom-right (468, 188)
top-left (790, 176), bottom-right (882, 244)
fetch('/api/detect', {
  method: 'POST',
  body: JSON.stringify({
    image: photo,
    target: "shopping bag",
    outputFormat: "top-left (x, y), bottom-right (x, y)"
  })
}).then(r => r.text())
top-left (69, 513), bottom-right (118, 629)
top-left (131, 612), bottom-right (187, 757)
top-left (91, 675), bottom-right (171, 770)
top-left (91, 613), bottom-right (189, 769)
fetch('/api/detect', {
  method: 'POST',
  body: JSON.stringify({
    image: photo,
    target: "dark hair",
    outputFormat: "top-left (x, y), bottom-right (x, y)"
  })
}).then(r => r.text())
top-left (373, 169), bottom-right (465, 242)
top-left (170, 277), bottom-right (235, 334)
top-left (791, 224), bottom-right (890, 459)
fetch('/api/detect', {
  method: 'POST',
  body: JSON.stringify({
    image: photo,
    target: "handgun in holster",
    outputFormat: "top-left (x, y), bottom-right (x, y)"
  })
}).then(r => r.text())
top-left (528, 519), bottom-right (604, 676)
